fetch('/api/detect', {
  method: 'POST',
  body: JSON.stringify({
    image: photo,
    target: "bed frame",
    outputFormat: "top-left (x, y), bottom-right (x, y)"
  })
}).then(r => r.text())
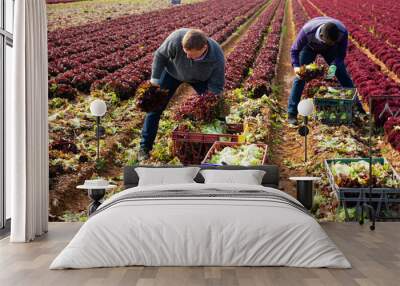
top-left (123, 165), bottom-right (280, 189)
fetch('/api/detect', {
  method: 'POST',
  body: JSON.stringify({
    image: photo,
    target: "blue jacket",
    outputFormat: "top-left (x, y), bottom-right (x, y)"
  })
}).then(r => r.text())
top-left (291, 17), bottom-right (348, 67)
top-left (151, 28), bottom-right (225, 94)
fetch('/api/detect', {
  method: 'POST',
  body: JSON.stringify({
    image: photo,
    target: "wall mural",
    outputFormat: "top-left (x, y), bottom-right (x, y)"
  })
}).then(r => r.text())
top-left (47, 0), bottom-right (400, 222)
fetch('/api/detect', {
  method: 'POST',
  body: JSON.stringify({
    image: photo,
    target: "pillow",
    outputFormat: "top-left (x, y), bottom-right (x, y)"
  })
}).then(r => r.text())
top-left (200, 169), bottom-right (266, 185)
top-left (135, 167), bottom-right (200, 186)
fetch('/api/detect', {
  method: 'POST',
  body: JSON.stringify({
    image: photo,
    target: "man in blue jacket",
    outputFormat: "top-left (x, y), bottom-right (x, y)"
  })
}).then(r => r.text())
top-left (287, 17), bottom-right (363, 125)
top-left (138, 28), bottom-right (225, 161)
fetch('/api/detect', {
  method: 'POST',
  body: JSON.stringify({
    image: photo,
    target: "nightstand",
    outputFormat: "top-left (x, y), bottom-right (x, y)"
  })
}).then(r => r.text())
top-left (77, 183), bottom-right (117, 215)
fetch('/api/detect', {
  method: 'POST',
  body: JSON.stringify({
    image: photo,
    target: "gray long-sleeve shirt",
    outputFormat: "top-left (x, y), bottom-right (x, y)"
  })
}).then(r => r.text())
top-left (151, 28), bottom-right (225, 94)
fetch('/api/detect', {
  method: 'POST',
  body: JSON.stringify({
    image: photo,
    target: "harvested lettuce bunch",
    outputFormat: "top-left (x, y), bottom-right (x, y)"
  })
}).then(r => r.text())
top-left (297, 62), bottom-right (325, 81)
top-left (315, 134), bottom-right (362, 155)
top-left (209, 144), bottom-right (264, 166)
top-left (135, 81), bottom-right (170, 112)
top-left (200, 120), bottom-right (227, 134)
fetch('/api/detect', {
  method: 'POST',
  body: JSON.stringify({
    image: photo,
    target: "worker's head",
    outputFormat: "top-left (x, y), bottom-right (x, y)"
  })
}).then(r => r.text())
top-left (320, 23), bottom-right (340, 46)
top-left (182, 29), bottom-right (208, 60)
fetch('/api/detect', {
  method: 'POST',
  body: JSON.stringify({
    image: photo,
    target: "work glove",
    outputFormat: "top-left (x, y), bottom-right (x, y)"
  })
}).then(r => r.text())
top-left (326, 65), bottom-right (337, 80)
top-left (294, 67), bottom-right (301, 77)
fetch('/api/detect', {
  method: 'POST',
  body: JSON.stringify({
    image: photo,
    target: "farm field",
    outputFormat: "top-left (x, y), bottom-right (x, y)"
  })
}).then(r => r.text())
top-left (46, 0), bottom-right (400, 222)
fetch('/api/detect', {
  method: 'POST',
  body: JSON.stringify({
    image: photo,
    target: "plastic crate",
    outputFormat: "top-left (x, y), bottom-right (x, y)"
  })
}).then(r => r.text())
top-left (201, 141), bottom-right (268, 166)
top-left (172, 124), bottom-right (243, 165)
top-left (325, 157), bottom-right (400, 220)
top-left (314, 87), bottom-right (358, 125)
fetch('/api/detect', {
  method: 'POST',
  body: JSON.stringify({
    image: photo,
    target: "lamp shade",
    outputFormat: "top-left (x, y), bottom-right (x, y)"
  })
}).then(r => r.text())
top-left (298, 98), bottom-right (314, 116)
top-left (90, 99), bottom-right (107, 116)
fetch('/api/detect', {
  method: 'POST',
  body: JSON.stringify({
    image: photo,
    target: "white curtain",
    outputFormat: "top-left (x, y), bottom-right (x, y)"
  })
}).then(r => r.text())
top-left (9, 0), bottom-right (49, 242)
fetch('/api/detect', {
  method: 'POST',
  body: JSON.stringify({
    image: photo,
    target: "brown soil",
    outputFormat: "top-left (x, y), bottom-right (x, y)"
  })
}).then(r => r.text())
top-left (49, 164), bottom-right (94, 220)
top-left (270, 0), bottom-right (311, 198)
top-left (49, 115), bottom-right (143, 219)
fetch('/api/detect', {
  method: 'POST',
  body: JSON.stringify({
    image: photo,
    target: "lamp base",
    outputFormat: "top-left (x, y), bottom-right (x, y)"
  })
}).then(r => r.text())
top-left (298, 125), bottom-right (309, 136)
top-left (296, 180), bottom-right (314, 210)
top-left (87, 188), bottom-right (106, 215)
top-left (95, 125), bottom-right (106, 137)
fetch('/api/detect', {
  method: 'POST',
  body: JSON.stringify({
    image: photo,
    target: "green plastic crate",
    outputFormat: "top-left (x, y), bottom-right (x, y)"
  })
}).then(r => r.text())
top-left (325, 157), bottom-right (400, 220)
top-left (314, 87), bottom-right (358, 125)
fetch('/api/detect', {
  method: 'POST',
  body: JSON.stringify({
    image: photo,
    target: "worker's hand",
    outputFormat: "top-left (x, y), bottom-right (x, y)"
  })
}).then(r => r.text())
top-left (326, 65), bottom-right (337, 80)
top-left (294, 67), bottom-right (301, 76)
top-left (150, 78), bottom-right (160, 87)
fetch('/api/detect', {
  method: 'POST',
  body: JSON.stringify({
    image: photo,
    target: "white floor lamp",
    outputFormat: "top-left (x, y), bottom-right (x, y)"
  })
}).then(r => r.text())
top-left (81, 99), bottom-right (110, 215)
top-left (298, 98), bottom-right (314, 163)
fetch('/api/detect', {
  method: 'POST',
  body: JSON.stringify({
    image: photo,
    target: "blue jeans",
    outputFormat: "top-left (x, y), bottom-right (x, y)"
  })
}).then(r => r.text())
top-left (140, 70), bottom-right (208, 151)
top-left (287, 46), bottom-right (357, 116)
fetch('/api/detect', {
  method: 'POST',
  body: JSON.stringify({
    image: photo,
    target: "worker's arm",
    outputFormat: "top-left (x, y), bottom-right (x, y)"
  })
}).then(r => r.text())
top-left (151, 31), bottom-right (179, 85)
top-left (207, 60), bottom-right (225, 95)
top-left (333, 31), bottom-right (348, 66)
top-left (290, 28), bottom-right (308, 68)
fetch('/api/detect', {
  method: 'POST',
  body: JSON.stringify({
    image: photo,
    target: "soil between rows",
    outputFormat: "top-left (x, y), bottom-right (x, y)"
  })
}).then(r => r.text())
top-left (270, 0), bottom-right (306, 198)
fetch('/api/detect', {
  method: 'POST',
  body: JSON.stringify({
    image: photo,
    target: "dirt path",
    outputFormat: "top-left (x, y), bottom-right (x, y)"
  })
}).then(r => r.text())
top-left (270, 0), bottom-right (310, 198)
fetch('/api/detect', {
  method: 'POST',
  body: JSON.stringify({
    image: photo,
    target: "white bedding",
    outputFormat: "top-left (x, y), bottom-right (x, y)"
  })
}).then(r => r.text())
top-left (50, 183), bottom-right (351, 269)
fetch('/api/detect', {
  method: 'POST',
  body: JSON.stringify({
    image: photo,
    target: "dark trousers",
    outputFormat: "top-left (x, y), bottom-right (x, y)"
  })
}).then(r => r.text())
top-left (287, 46), bottom-right (357, 116)
top-left (140, 70), bottom-right (208, 151)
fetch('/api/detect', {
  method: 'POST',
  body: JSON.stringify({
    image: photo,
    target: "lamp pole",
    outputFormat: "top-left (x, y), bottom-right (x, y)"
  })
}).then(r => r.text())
top-left (298, 99), bottom-right (313, 163)
top-left (96, 116), bottom-right (101, 163)
top-left (304, 116), bottom-right (308, 162)
top-left (90, 99), bottom-right (107, 168)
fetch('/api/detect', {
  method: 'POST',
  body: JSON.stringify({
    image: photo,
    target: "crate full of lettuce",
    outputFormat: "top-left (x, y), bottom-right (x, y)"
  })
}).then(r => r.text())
top-left (325, 158), bottom-right (400, 219)
top-left (172, 120), bottom-right (243, 165)
top-left (202, 142), bottom-right (268, 166)
top-left (312, 87), bottom-right (358, 125)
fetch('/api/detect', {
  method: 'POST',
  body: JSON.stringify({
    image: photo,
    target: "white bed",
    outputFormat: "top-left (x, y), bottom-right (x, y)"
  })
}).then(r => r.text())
top-left (50, 182), bottom-right (351, 269)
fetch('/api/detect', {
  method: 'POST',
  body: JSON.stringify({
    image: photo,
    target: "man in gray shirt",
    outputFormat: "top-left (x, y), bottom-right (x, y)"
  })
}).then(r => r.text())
top-left (138, 28), bottom-right (225, 161)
